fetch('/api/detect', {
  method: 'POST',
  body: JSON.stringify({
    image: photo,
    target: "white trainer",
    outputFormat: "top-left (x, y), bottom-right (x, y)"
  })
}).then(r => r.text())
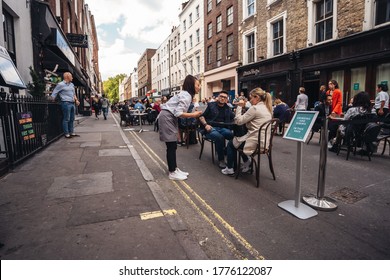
top-left (176, 168), bottom-right (189, 176)
top-left (221, 167), bottom-right (235, 175)
top-left (241, 158), bottom-right (252, 173)
top-left (169, 170), bottom-right (187, 180)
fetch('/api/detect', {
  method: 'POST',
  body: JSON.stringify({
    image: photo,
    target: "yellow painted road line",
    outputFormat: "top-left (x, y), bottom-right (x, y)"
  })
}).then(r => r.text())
top-left (180, 180), bottom-right (264, 260)
top-left (171, 181), bottom-right (247, 260)
top-left (129, 129), bottom-right (264, 260)
top-left (140, 209), bottom-right (177, 220)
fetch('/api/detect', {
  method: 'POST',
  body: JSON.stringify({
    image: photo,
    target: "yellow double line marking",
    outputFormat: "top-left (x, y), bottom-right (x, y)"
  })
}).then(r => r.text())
top-left (129, 130), bottom-right (264, 260)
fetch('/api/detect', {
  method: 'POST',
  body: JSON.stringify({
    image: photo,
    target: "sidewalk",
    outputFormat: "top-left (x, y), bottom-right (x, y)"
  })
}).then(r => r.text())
top-left (0, 114), bottom-right (207, 260)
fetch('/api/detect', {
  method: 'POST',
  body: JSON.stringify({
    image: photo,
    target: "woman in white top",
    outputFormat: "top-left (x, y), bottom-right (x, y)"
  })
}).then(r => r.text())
top-left (159, 75), bottom-right (202, 180)
top-left (375, 83), bottom-right (389, 117)
top-left (295, 87), bottom-right (308, 111)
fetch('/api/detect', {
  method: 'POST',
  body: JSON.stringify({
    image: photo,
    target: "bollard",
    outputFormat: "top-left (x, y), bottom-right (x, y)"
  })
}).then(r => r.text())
top-left (302, 117), bottom-right (338, 211)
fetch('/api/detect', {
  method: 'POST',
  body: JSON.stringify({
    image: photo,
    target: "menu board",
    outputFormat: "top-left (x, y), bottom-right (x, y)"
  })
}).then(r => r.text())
top-left (17, 112), bottom-right (35, 140)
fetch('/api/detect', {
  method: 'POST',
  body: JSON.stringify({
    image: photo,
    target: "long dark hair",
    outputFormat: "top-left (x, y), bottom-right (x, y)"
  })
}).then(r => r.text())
top-left (330, 79), bottom-right (339, 89)
top-left (182, 75), bottom-right (198, 97)
top-left (352, 91), bottom-right (371, 110)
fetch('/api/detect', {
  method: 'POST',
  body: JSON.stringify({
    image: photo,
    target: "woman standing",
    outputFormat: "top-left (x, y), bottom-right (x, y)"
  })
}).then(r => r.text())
top-left (295, 87), bottom-right (308, 111)
top-left (159, 75), bottom-right (202, 180)
top-left (221, 88), bottom-right (273, 175)
top-left (327, 79), bottom-right (343, 115)
top-left (374, 83), bottom-right (389, 117)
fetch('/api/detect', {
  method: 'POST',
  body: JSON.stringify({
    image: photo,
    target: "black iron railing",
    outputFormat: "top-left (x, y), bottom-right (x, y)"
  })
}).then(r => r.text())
top-left (0, 96), bottom-right (63, 174)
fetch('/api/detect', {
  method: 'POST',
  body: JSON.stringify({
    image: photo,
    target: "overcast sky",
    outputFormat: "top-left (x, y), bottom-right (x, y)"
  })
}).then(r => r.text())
top-left (85, 0), bottom-right (184, 81)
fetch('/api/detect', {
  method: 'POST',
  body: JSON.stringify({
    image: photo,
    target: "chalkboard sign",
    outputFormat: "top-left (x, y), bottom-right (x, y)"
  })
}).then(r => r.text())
top-left (283, 111), bottom-right (318, 142)
top-left (17, 112), bottom-right (35, 140)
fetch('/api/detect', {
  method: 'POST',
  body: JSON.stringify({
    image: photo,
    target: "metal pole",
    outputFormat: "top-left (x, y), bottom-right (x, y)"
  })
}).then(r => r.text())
top-left (303, 116), bottom-right (337, 210)
top-left (295, 141), bottom-right (303, 208)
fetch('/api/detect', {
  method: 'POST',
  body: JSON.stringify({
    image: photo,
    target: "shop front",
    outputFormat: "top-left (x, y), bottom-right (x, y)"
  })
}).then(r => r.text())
top-left (237, 24), bottom-right (390, 109)
top-left (30, 1), bottom-right (91, 105)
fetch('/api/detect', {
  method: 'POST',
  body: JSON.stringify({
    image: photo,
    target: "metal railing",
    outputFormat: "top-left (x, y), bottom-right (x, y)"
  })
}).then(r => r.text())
top-left (0, 96), bottom-right (63, 175)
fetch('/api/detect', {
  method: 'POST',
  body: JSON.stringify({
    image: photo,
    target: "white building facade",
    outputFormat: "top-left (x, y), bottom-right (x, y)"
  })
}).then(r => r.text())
top-left (131, 69), bottom-right (138, 99)
top-left (169, 26), bottom-right (184, 95)
top-left (179, 0), bottom-right (205, 98)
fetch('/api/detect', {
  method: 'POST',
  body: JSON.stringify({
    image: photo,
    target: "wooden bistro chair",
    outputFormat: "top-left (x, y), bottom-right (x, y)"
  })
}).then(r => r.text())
top-left (235, 118), bottom-right (279, 188)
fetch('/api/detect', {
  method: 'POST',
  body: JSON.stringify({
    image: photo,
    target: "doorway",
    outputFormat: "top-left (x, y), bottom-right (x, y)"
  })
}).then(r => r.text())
top-left (303, 80), bottom-right (320, 110)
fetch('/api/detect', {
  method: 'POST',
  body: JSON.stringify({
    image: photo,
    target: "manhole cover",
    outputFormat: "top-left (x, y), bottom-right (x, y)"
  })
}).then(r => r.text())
top-left (329, 187), bottom-right (368, 204)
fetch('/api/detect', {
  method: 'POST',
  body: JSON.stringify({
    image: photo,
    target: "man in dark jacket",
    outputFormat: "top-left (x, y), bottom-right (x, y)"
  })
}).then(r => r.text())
top-left (198, 91), bottom-right (235, 168)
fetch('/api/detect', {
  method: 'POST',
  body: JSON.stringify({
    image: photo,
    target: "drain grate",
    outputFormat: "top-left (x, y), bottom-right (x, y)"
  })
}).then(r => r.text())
top-left (329, 187), bottom-right (368, 204)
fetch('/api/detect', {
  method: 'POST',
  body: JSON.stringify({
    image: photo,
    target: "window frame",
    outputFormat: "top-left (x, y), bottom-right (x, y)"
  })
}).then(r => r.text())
top-left (267, 11), bottom-right (287, 58)
top-left (243, 0), bottom-right (256, 19)
top-left (242, 28), bottom-right (256, 64)
top-left (207, 0), bottom-right (212, 13)
top-left (207, 45), bottom-right (213, 64)
top-left (227, 33), bottom-right (234, 57)
top-left (207, 22), bottom-right (213, 39)
top-left (216, 40), bottom-right (222, 62)
top-left (307, 0), bottom-right (337, 46)
top-left (227, 6), bottom-right (233, 26)
top-left (216, 15), bottom-right (222, 33)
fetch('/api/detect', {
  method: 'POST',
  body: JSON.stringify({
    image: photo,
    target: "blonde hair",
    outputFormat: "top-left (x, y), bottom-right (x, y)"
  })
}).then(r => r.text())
top-left (249, 88), bottom-right (273, 114)
top-left (299, 87), bottom-right (305, 93)
top-left (274, 98), bottom-right (282, 105)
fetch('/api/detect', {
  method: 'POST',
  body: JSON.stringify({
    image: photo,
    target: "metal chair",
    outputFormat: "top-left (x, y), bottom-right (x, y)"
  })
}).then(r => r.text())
top-left (235, 118), bottom-right (279, 188)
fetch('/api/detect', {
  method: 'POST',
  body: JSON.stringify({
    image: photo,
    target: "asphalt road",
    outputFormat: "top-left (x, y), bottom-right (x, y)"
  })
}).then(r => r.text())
top-left (124, 121), bottom-right (390, 260)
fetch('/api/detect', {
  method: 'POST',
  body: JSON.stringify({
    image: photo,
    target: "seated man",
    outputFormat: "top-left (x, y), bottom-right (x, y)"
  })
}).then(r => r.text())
top-left (199, 91), bottom-right (235, 168)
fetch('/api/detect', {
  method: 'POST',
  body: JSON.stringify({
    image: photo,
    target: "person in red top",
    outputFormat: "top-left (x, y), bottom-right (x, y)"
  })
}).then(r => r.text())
top-left (327, 79), bottom-right (343, 115)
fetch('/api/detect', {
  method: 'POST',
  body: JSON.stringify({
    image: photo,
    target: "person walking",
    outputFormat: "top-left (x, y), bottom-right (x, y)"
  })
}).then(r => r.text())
top-left (158, 75), bottom-right (202, 180)
top-left (50, 72), bottom-right (80, 138)
top-left (100, 94), bottom-right (110, 120)
top-left (295, 87), bottom-right (308, 111)
top-left (92, 95), bottom-right (101, 120)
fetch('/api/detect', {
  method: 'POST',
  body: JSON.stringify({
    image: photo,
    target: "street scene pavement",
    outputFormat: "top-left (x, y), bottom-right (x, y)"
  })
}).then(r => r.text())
top-left (0, 112), bottom-right (389, 260)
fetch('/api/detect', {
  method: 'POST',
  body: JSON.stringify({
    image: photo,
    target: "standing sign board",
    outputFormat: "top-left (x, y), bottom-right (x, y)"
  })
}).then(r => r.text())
top-left (17, 112), bottom-right (35, 141)
top-left (279, 111), bottom-right (319, 219)
top-left (284, 111), bottom-right (319, 142)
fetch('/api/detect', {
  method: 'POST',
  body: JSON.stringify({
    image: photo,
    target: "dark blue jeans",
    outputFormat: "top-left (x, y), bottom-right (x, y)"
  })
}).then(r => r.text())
top-left (226, 140), bottom-right (248, 169)
top-left (204, 127), bottom-right (233, 161)
top-left (60, 101), bottom-right (75, 135)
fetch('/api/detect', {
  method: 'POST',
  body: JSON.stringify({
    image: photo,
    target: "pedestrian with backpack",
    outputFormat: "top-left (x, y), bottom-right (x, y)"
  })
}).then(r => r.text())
top-left (101, 94), bottom-right (110, 120)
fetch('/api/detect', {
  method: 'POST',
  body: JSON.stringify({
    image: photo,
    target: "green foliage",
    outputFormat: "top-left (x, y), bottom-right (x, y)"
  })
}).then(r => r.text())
top-left (103, 73), bottom-right (126, 103)
top-left (27, 66), bottom-right (45, 97)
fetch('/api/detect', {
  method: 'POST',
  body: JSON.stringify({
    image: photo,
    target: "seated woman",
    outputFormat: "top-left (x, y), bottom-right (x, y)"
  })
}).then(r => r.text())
top-left (330, 91), bottom-right (371, 150)
top-left (221, 88), bottom-right (273, 175)
top-left (273, 98), bottom-right (290, 134)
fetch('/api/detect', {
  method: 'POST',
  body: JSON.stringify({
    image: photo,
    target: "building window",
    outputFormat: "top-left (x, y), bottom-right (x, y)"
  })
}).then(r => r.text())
top-left (216, 15), bottom-right (222, 33)
top-left (227, 33), bottom-right (233, 57)
top-left (177, 33), bottom-right (180, 44)
top-left (245, 32), bottom-right (255, 64)
top-left (246, 0), bottom-right (255, 18)
top-left (350, 67), bottom-right (366, 97)
top-left (216, 0), bottom-right (221, 5)
top-left (272, 20), bottom-right (283, 55)
top-left (189, 60), bottom-right (193, 75)
top-left (227, 6), bottom-right (233, 26)
top-left (184, 63), bottom-right (187, 74)
top-left (189, 13), bottom-right (193, 25)
top-left (375, 0), bottom-right (390, 26)
top-left (178, 49), bottom-right (180, 60)
top-left (216, 40), bottom-right (222, 61)
top-left (207, 22), bottom-right (213, 38)
top-left (183, 20), bottom-right (186, 31)
top-left (196, 5), bottom-right (200, 19)
top-left (196, 29), bottom-right (200, 43)
top-left (207, 45), bottom-right (213, 64)
top-left (2, 9), bottom-right (16, 63)
top-left (189, 35), bottom-right (193, 48)
top-left (207, 0), bottom-right (212, 13)
top-left (184, 40), bottom-right (187, 52)
top-left (196, 56), bottom-right (200, 73)
top-left (315, 0), bottom-right (333, 43)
